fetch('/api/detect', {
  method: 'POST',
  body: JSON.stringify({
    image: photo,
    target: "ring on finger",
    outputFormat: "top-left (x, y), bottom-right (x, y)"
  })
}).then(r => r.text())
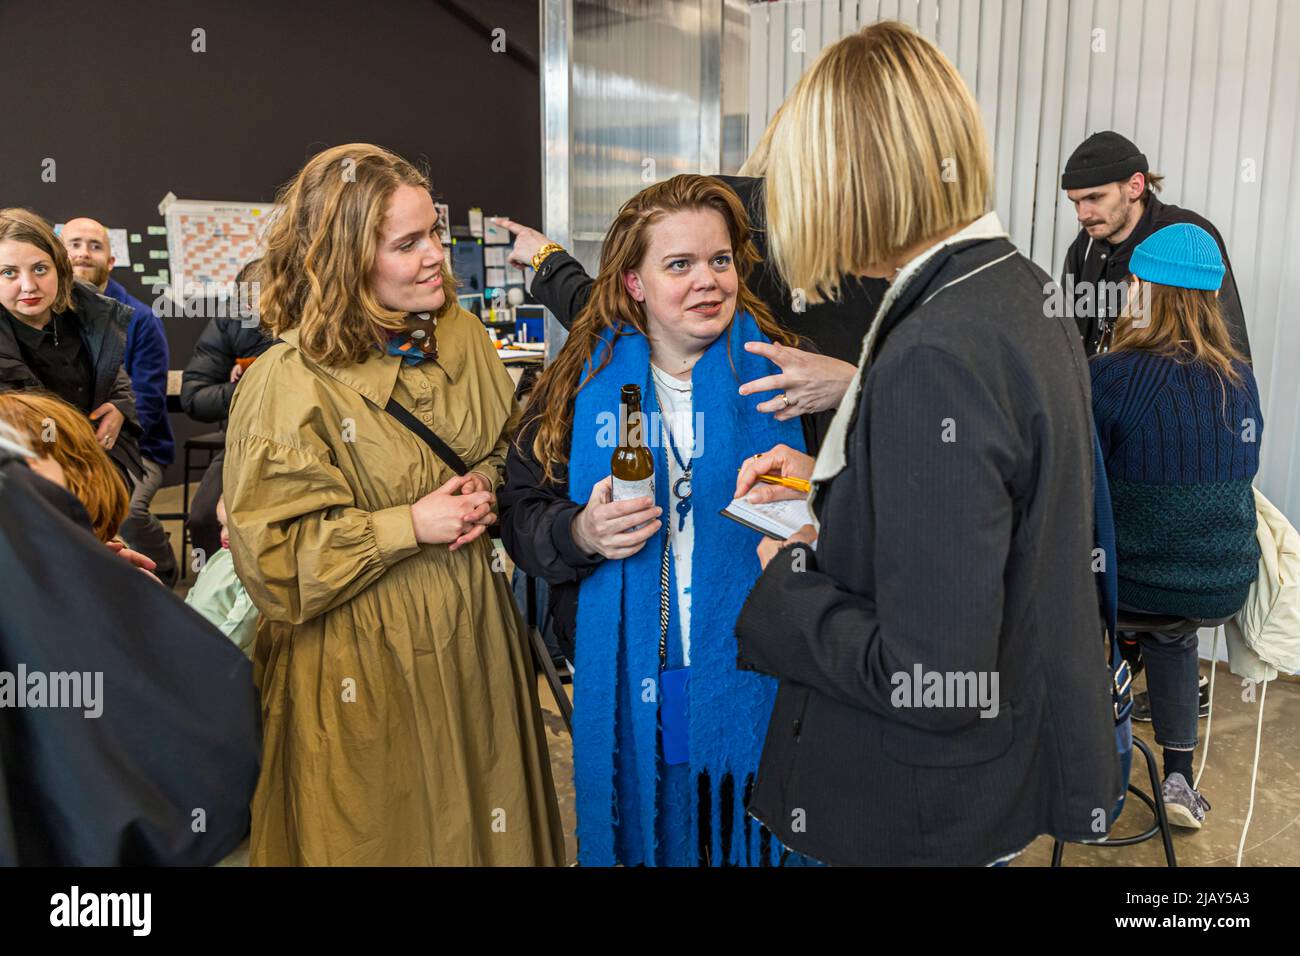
top-left (779, 393), bottom-right (793, 408)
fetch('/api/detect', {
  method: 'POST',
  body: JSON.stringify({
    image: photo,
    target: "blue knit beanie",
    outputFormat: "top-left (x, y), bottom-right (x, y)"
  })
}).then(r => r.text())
top-left (1129, 223), bottom-right (1225, 291)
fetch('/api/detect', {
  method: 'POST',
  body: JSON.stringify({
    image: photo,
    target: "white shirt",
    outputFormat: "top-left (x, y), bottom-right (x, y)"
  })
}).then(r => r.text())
top-left (651, 363), bottom-right (695, 666)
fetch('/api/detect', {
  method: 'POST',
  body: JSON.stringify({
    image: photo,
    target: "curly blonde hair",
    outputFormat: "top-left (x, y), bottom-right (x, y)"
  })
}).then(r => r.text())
top-left (258, 143), bottom-right (457, 366)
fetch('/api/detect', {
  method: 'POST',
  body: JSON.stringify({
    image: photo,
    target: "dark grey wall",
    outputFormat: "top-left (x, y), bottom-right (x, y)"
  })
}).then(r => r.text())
top-left (0, 0), bottom-right (541, 483)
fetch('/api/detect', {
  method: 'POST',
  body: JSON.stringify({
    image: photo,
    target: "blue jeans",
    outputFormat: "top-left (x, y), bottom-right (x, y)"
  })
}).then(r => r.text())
top-left (1120, 608), bottom-right (1200, 751)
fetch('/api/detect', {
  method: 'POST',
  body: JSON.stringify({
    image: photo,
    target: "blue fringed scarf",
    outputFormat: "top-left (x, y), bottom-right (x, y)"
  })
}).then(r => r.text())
top-left (569, 312), bottom-right (805, 866)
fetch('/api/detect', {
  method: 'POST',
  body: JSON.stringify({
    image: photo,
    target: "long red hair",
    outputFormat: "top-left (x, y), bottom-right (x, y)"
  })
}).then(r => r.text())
top-left (522, 174), bottom-right (797, 486)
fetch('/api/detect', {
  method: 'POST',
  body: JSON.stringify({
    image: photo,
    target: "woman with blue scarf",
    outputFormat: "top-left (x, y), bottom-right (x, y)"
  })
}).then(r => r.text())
top-left (500, 174), bottom-right (821, 866)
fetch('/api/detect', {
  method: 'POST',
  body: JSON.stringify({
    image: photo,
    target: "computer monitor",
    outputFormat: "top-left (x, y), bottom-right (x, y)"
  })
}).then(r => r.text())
top-left (450, 237), bottom-right (485, 294)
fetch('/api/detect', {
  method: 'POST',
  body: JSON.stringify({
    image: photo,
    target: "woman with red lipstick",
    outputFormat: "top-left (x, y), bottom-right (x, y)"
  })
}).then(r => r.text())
top-left (0, 208), bottom-right (145, 492)
top-left (222, 144), bottom-right (563, 866)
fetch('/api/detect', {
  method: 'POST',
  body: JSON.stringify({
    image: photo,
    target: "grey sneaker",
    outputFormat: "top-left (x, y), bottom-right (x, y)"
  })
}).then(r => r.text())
top-left (1162, 772), bottom-right (1211, 829)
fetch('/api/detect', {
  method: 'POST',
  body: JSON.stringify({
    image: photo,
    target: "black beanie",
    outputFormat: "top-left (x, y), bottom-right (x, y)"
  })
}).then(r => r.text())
top-left (1061, 131), bottom-right (1148, 190)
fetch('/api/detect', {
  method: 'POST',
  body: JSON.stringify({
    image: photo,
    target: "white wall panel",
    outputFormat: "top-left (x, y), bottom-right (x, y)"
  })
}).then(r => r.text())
top-left (745, 0), bottom-right (1300, 522)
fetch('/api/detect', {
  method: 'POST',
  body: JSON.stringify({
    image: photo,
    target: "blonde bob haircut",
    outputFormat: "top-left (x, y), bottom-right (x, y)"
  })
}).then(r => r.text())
top-left (0, 391), bottom-right (129, 542)
top-left (0, 208), bottom-right (77, 316)
top-left (259, 143), bottom-right (457, 367)
top-left (765, 21), bottom-right (992, 303)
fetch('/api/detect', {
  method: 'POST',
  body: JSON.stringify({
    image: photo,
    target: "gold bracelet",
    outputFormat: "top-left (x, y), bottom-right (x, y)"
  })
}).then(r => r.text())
top-left (531, 242), bottom-right (566, 271)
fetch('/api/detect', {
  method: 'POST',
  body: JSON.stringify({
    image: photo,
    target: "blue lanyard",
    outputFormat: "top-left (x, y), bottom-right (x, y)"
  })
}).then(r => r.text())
top-left (650, 369), bottom-right (693, 532)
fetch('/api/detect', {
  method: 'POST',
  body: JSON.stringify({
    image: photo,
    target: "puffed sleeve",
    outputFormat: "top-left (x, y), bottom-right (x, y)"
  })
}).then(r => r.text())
top-left (222, 433), bottom-right (421, 625)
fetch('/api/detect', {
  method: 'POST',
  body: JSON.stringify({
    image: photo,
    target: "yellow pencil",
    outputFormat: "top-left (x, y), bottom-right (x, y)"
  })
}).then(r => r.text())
top-left (756, 473), bottom-right (812, 493)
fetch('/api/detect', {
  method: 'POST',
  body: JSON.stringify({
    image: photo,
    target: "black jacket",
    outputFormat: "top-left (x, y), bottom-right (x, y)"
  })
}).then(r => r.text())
top-left (736, 236), bottom-right (1122, 866)
top-left (180, 314), bottom-right (274, 424)
top-left (530, 175), bottom-right (888, 364)
top-left (0, 281), bottom-right (143, 483)
top-left (1060, 194), bottom-right (1251, 358)
top-left (499, 403), bottom-right (824, 662)
top-left (0, 452), bottom-right (260, 865)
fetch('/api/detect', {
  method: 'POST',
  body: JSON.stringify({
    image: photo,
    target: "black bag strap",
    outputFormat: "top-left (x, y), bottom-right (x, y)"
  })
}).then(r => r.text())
top-left (382, 398), bottom-right (469, 476)
top-left (270, 334), bottom-right (471, 477)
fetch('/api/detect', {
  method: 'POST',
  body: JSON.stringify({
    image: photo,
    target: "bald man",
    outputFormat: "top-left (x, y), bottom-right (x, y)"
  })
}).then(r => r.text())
top-left (62, 218), bottom-right (177, 586)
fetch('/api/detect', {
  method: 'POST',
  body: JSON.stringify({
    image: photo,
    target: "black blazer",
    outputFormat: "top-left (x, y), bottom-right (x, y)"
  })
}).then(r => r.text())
top-left (736, 236), bottom-right (1122, 865)
top-left (0, 453), bottom-right (260, 864)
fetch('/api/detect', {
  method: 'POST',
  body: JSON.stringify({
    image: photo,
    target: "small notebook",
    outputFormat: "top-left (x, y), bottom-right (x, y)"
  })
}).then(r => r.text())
top-left (721, 495), bottom-right (814, 540)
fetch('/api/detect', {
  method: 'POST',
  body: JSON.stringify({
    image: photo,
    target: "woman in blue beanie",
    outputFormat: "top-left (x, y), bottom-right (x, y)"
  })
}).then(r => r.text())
top-left (1090, 222), bottom-right (1262, 830)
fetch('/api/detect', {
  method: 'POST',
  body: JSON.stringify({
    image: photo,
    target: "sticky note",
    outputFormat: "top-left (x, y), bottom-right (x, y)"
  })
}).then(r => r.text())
top-left (133, 263), bottom-right (145, 272)
top-left (129, 233), bottom-right (142, 243)
top-left (149, 250), bottom-right (169, 260)
top-left (147, 226), bottom-right (168, 236)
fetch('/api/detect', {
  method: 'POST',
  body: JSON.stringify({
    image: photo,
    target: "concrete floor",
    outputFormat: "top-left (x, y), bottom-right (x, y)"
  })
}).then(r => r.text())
top-left (535, 663), bottom-right (1300, 867)
top-left (154, 484), bottom-right (1297, 868)
top-left (1014, 662), bottom-right (1300, 867)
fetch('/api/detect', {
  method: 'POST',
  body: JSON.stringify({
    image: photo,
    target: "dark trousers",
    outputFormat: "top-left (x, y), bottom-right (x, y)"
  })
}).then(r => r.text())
top-left (186, 451), bottom-right (225, 564)
top-left (118, 457), bottom-right (178, 587)
top-left (1120, 602), bottom-right (1201, 751)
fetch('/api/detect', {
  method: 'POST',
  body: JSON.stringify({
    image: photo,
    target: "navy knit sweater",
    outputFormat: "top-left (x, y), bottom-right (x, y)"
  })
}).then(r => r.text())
top-left (1091, 349), bottom-right (1261, 619)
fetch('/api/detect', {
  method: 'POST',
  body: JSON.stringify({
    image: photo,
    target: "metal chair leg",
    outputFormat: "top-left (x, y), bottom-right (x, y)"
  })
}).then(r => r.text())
top-left (527, 618), bottom-right (572, 734)
top-left (180, 444), bottom-right (194, 580)
top-left (1133, 735), bottom-right (1177, 867)
top-left (1053, 739), bottom-right (1177, 867)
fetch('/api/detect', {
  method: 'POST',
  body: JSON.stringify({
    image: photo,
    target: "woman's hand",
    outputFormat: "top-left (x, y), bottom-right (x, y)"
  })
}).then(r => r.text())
top-left (89, 403), bottom-right (124, 450)
top-left (495, 218), bottom-right (555, 270)
top-left (739, 341), bottom-right (855, 420)
top-left (570, 476), bottom-right (662, 560)
top-left (757, 523), bottom-right (818, 571)
top-left (461, 471), bottom-right (498, 526)
top-left (229, 363), bottom-right (245, 383)
top-left (734, 443), bottom-right (815, 504)
top-left (411, 474), bottom-right (497, 551)
top-left (107, 539), bottom-right (162, 581)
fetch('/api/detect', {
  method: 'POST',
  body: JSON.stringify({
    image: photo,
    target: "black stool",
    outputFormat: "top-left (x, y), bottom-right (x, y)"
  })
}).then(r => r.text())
top-left (1052, 612), bottom-right (1230, 867)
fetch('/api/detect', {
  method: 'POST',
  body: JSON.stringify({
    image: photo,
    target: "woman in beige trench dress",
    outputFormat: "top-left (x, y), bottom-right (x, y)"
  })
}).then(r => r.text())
top-left (223, 143), bottom-right (564, 865)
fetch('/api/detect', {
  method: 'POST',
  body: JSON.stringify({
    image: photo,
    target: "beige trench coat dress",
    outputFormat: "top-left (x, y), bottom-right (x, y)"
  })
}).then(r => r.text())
top-left (223, 307), bottom-right (564, 865)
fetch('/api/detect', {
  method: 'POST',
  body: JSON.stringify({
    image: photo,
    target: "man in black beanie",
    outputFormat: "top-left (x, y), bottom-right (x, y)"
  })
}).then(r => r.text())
top-left (1060, 131), bottom-right (1251, 358)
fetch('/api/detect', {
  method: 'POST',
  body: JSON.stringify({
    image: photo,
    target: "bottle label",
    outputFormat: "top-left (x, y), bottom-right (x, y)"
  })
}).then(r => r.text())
top-left (612, 475), bottom-right (655, 503)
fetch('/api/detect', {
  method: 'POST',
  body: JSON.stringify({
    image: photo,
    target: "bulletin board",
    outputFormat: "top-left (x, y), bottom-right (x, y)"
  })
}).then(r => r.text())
top-left (161, 197), bottom-right (276, 302)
